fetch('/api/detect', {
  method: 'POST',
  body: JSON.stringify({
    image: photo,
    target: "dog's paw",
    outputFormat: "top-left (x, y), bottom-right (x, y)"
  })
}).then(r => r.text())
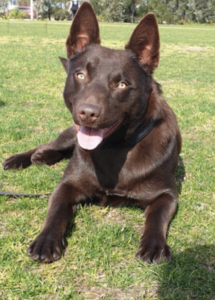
top-left (2, 154), bottom-right (31, 170)
top-left (28, 233), bottom-right (64, 263)
top-left (31, 150), bottom-right (63, 166)
top-left (135, 235), bottom-right (172, 264)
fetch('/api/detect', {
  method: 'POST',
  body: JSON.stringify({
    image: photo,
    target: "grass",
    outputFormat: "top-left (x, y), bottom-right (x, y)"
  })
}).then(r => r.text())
top-left (0, 20), bottom-right (215, 299)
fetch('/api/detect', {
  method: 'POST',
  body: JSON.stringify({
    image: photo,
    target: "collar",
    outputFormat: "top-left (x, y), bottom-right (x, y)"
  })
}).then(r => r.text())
top-left (123, 117), bottom-right (157, 147)
top-left (104, 117), bottom-right (157, 148)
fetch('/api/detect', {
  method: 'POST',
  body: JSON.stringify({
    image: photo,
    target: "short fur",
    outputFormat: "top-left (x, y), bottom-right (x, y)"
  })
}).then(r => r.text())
top-left (2, 2), bottom-right (181, 264)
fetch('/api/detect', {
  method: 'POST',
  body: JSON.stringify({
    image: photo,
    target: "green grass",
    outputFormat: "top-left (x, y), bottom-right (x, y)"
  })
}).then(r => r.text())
top-left (0, 20), bottom-right (215, 299)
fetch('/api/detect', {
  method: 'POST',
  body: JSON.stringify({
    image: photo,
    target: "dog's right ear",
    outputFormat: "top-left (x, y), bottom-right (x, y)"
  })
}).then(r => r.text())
top-left (66, 2), bottom-right (100, 58)
top-left (125, 13), bottom-right (160, 73)
top-left (59, 57), bottom-right (69, 73)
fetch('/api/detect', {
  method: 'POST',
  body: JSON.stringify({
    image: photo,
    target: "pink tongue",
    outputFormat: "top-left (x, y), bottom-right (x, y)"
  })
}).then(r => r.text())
top-left (77, 126), bottom-right (104, 150)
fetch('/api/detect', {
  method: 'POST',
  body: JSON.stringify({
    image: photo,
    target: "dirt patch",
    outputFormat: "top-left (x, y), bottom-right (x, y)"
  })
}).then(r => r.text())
top-left (76, 283), bottom-right (158, 300)
top-left (184, 46), bottom-right (208, 52)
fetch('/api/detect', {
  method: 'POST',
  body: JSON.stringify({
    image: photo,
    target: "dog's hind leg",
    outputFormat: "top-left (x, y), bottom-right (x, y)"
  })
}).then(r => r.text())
top-left (2, 126), bottom-right (76, 170)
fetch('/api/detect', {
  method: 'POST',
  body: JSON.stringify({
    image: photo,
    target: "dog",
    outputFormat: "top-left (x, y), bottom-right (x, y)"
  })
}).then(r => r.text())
top-left (2, 2), bottom-right (181, 264)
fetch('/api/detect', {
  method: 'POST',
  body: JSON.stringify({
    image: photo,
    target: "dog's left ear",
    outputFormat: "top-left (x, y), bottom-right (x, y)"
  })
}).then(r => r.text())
top-left (125, 13), bottom-right (160, 73)
top-left (66, 2), bottom-right (100, 58)
top-left (59, 57), bottom-right (69, 73)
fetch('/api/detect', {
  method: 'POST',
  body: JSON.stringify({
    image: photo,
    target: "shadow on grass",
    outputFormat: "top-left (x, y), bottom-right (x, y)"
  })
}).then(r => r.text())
top-left (175, 155), bottom-right (186, 195)
top-left (0, 100), bottom-right (6, 107)
top-left (158, 244), bottom-right (215, 299)
top-left (63, 210), bottom-right (77, 251)
top-left (63, 155), bottom-right (186, 256)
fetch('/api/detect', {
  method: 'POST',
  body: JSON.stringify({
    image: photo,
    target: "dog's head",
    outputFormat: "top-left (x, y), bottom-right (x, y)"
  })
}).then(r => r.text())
top-left (61, 2), bottom-right (160, 151)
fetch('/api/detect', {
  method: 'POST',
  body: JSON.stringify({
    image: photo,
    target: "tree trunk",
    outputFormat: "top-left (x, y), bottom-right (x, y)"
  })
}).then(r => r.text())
top-left (130, 0), bottom-right (135, 23)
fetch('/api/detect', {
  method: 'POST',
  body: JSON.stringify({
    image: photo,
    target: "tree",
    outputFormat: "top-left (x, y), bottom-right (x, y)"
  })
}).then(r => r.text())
top-left (127, 0), bottom-right (136, 23)
top-left (41, 0), bottom-right (52, 19)
top-left (89, 0), bottom-right (102, 14)
top-left (90, 0), bottom-right (127, 22)
top-left (18, 0), bottom-right (30, 5)
top-left (89, 0), bottom-right (215, 23)
top-left (34, 0), bottom-right (70, 20)
top-left (190, 0), bottom-right (215, 23)
top-left (135, 1), bottom-right (148, 20)
top-left (0, 0), bottom-right (8, 13)
top-left (33, 0), bottom-right (43, 18)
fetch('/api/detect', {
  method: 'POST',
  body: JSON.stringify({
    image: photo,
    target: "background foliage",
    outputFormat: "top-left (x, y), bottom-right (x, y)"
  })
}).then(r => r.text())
top-left (90, 0), bottom-right (215, 23)
top-left (7, 7), bottom-right (29, 18)
top-left (1, 0), bottom-right (215, 23)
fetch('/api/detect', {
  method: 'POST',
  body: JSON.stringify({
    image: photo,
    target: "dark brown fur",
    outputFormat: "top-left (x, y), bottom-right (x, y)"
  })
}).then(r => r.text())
top-left (2, 3), bottom-right (181, 264)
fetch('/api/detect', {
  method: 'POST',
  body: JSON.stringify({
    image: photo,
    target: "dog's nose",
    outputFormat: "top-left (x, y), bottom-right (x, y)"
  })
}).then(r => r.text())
top-left (78, 104), bottom-right (101, 123)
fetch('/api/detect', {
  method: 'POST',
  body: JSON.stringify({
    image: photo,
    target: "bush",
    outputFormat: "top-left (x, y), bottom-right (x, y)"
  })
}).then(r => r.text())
top-left (208, 20), bottom-right (215, 25)
top-left (0, 12), bottom-right (7, 19)
top-left (60, 11), bottom-right (70, 21)
top-left (54, 9), bottom-right (70, 21)
top-left (39, 11), bottom-right (49, 19)
top-left (96, 14), bottom-right (106, 22)
top-left (8, 8), bottom-right (29, 19)
top-left (177, 19), bottom-right (186, 25)
top-left (54, 13), bottom-right (60, 21)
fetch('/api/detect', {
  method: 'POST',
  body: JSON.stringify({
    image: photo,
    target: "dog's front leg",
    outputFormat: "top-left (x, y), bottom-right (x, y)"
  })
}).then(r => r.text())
top-left (28, 182), bottom-right (79, 263)
top-left (2, 147), bottom-right (39, 170)
top-left (31, 126), bottom-right (76, 166)
top-left (2, 126), bottom-right (76, 170)
top-left (136, 192), bottom-right (177, 264)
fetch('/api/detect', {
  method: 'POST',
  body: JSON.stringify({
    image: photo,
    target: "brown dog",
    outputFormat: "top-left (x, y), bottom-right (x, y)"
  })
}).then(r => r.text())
top-left (2, 3), bottom-right (181, 264)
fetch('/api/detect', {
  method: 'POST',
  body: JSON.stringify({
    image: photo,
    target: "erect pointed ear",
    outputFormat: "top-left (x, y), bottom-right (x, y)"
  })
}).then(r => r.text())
top-left (66, 2), bottom-right (100, 58)
top-left (125, 13), bottom-right (160, 73)
top-left (59, 57), bottom-right (69, 73)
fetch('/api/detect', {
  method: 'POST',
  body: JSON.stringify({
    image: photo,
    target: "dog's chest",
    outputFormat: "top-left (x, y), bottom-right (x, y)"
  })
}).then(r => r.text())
top-left (90, 146), bottom-right (129, 188)
top-left (71, 144), bottom-right (156, 202)
top-left (89, 146), bottom-right (151, 199)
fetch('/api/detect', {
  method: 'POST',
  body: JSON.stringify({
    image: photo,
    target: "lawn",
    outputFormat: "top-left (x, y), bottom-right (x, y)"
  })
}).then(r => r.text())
top-left (0, 20), bottom-right (215, 300)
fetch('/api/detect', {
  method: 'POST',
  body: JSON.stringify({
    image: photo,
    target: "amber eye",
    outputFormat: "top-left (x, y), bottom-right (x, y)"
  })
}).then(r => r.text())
top-left (77, 73), bottom-right (85, 80)
top-left (117, 82), bottom-right (127, 89)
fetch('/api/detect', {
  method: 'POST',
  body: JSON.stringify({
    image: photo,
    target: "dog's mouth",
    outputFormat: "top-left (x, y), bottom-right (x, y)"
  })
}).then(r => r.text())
top-left (75, 119), bottom-right (123, 150)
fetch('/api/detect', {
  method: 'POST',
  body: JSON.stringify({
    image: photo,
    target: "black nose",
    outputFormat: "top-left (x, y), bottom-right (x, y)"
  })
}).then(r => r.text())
top-left (78, 104), bottom-right (101, 123)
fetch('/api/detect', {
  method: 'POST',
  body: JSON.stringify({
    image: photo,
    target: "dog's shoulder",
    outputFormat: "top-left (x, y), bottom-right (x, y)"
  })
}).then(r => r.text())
top-left (125, 80), bottom-right (181, 176)
top-left (147, 79), bottom-right (180, 137)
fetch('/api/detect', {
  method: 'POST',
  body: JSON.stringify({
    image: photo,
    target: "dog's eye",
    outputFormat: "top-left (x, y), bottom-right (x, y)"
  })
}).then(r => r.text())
top-left (77, 73), bottom-right (85, 80)
top-left (117, 82), bottom-right (127, 89)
